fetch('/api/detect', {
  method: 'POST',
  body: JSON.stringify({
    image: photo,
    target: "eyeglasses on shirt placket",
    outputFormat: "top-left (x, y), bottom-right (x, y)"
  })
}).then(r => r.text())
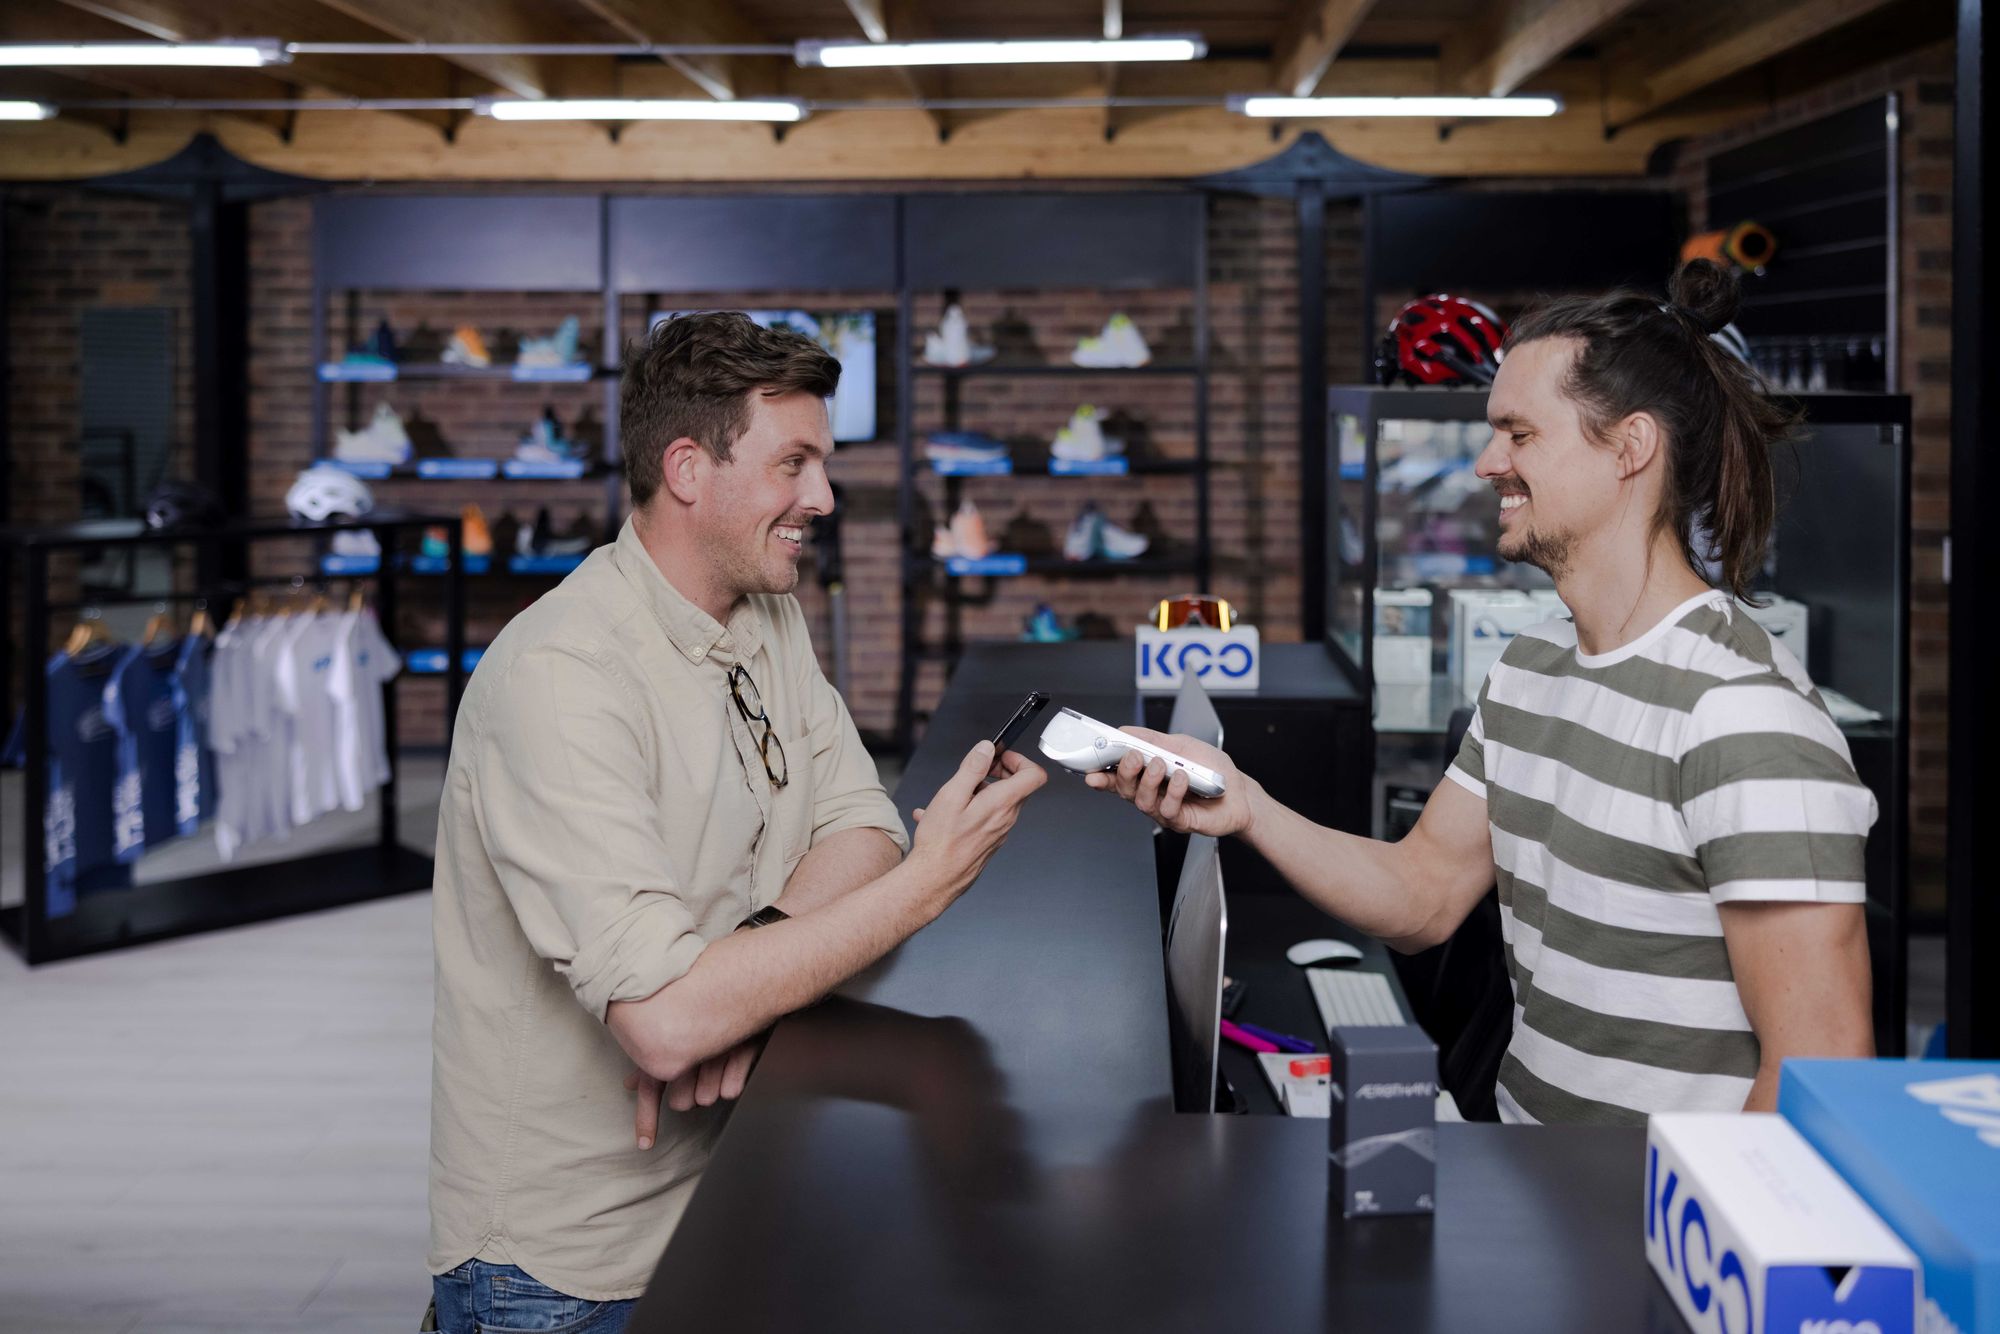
top-left (727, 663), bottom-right (788, 790)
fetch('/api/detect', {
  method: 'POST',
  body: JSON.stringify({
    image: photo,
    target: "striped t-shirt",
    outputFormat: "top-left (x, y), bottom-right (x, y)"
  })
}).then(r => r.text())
top-left (1446, 589), bottom-right (1876, 1125)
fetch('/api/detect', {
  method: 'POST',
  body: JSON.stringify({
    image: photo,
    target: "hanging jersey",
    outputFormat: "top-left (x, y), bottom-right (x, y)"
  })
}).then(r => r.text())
top-left (330, 608), bottom-right (402, 811)
top-left (210, 620), bottom-right (256, 861)
top-left (172, 633), bottom-right (216, 827)
top-left (104, 642), bottom-right (187, 859)
top-left (275, 613), bottom-right (344, 825)
top-left (249, 615), bottom-right (298, 845)
top-left (42, 648), bottom-right (132, 916)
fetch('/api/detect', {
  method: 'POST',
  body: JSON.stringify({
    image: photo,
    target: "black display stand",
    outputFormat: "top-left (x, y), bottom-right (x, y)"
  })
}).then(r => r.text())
top-left (0, 512), bottom-right (464, 965)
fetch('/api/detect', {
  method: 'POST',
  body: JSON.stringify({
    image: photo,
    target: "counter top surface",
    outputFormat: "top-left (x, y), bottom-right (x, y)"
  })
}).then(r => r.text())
top-left (630, 643), bottom-right (1662, 1332)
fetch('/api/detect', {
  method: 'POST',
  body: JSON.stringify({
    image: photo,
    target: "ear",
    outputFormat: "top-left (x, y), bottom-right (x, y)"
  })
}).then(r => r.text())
top-left (1614, 411), bottom-right (1664, 480)
top-left (659, 437), bottom-right (709, 506)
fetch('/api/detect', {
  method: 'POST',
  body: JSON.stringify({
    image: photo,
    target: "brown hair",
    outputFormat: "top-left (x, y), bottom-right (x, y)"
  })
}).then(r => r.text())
top-left (1503, 260), bottom-right (1798, 602)
top-left (620, 311), bottom-right (840, 507)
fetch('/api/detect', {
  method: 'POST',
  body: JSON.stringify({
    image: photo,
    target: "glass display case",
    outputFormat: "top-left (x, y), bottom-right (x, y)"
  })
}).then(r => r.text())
top-left (1324, 385), bottom-right (1912, 1054)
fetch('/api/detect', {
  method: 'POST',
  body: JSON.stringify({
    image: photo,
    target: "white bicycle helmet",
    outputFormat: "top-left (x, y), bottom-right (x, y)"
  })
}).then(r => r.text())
top-left (286, 464), bottom-right (375, 523)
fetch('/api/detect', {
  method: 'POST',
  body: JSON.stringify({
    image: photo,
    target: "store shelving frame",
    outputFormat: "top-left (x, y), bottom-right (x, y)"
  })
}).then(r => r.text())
top-left (892, 191), bottom-right (1213, 753)
top-left (0, 511), bottom-right (464, 965)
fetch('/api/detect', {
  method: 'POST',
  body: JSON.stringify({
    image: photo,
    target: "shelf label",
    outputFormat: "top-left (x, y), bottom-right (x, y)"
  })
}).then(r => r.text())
top-left (416, 459), bottom-right (501, 480)
top-left (502, 459), bottom-right (590, 479)
top-left (320, 554), bottom-right (381, 576)
top-left (509, 363), bottom-right (594, 382)
top-left (930, 458), bottom-right (1013, 476)
top-left (319, 361), bottom-right (397, 382)
top-left (942, 553), bottom-right (1028, 577)
top-left (1050, 457), bottom-right (1129, 476)
top-left (509, 554), bottom-right (587, 575)
top-left (326, 460), bottom-right (394, 479)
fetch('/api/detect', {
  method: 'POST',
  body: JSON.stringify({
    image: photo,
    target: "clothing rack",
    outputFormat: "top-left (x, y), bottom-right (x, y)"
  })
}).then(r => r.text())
top-left (0, 511), bottom-right (465, 965)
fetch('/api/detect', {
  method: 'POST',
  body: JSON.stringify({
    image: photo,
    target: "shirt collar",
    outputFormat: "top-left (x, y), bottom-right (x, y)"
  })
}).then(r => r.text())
top-left (612, 518), bottom-right (765, 666)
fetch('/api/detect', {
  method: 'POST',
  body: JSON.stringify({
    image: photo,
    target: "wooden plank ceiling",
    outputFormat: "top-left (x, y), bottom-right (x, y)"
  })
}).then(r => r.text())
top-left (0, 0), bottom-right (1953, 180)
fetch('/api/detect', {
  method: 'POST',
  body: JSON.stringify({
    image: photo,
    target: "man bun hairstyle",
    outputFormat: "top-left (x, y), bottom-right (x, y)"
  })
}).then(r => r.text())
top-left (620, 311), bottom-right (840, 508)
top-left (1503, 259), bottom-right (1798, 602)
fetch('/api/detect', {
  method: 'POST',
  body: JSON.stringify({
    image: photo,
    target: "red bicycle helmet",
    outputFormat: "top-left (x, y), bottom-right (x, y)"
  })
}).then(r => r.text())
top-left (1375, 294), bottom-right (1509, 387)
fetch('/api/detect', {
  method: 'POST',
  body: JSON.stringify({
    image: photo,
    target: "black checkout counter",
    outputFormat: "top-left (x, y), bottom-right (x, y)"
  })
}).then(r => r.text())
top-left (630, 643), bottom-right (1674, 1332)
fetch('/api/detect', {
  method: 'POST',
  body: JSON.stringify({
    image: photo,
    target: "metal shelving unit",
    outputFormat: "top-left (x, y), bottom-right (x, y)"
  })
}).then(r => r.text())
top-left (893, 192), bottom-right (1212, 753)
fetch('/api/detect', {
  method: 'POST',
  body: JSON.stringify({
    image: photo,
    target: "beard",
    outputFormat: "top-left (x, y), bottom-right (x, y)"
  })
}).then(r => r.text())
top-left (1499, 522), bottom-right (1575, 582)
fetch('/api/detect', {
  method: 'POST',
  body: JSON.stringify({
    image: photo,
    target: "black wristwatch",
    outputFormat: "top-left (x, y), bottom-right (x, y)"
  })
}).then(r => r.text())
top-left (738, 905), bottom-right (791, 931)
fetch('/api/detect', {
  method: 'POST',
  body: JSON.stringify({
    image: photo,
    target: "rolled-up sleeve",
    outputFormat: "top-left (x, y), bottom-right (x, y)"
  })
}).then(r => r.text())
top-left (790, 621), bottom-right (907, 853)
top-left (471, 645), bottom-right (709, 1019)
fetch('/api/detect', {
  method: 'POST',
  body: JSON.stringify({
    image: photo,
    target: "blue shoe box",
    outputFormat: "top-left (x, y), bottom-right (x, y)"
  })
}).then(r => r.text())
top-left (1779, 1059), bottom-right (2000, 1334)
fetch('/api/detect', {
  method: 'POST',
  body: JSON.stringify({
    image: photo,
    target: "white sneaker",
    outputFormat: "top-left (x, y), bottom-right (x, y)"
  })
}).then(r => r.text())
top-left (1097, 514), bottom-right (1150, 559)
top-left (921, 304), bottom-right (993, 367)
top-left (1072, 314), bottom-right (1151, 368)
top-left (335, 402), bottom-right (413, 464)
top-left (330, 530), bottom-right (381, 559)
top-left (517, 316), bottom-right (582, 369)
top-left (1051, 404), bottom-right (1122, 462)
top-left (1062, 504), bottom-right (1102, 561)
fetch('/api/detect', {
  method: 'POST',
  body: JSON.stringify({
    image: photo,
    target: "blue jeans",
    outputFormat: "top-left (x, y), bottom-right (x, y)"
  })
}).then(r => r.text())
top-left (430, 1259), bottom-right (637, 1333)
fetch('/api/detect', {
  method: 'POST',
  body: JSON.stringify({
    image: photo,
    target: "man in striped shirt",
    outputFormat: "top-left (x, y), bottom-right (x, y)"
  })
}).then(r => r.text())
top-left (1088, 261), bottom-right (1876, 1122)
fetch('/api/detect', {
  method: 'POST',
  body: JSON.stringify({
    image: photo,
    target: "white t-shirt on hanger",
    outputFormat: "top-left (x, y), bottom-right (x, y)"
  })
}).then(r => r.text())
top-left (274, 611), bottom-right (344, 828)
top-left (329, 607), bottom-right (402, 812)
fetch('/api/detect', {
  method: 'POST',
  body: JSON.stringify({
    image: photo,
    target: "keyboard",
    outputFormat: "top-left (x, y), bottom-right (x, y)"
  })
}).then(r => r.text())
top-left (1306, 968), bottom-right (1408, 1031)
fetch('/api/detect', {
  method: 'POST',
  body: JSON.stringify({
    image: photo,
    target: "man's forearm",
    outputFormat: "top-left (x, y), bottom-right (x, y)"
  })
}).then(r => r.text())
top-left (1239, 782), bottom-right (1457, 949)
top-left (775, 826), bottom-right (903, 917)
top-left (609, 855), bottom-right (939, 1082)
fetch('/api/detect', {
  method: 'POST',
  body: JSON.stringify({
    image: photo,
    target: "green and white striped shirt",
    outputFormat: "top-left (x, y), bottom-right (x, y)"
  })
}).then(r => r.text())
top-left (1446, 589), bottom-right (1876, 1125)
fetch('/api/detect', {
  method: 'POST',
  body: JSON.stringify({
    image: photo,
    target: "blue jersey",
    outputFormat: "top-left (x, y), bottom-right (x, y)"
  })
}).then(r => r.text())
top-left (105, 642), bottom-right (191, 858)
top-left (171, 634), bottom-right (216, 827)
top-left (41, 648), bottom-right (132, 916)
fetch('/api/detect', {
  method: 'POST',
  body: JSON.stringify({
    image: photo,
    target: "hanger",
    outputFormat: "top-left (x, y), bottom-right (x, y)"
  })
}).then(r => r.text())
top-left (142, 601), bottom-right (176, 647)
top-left (189, 599), bottom-right (214, 639)
top-left (64, 607), bottom-right (109, 657)
top-left (347, 584), bottom-right (368, 615)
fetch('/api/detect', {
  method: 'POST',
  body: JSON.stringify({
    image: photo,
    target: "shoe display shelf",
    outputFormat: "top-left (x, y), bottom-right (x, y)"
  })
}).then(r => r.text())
top-left (1321, 385), bottom-right (1914, 1056)
top-left (894, 192), bottom-right (1212, 753)
top-left (317, 361), bottom-right (608, 383)
top-left (319, 552), bottom-right (586, 578)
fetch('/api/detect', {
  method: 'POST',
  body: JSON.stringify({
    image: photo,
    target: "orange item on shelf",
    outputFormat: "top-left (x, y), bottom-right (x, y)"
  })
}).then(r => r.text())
top-left (462, 503), bottom-right (492, 557)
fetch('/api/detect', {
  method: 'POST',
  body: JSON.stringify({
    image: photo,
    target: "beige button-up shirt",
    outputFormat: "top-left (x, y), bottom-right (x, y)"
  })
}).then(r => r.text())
top-left (428, 519), bottom-right (906, 1301)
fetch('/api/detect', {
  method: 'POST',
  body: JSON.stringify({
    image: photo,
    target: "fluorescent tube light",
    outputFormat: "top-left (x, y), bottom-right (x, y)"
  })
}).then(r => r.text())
top-left (0, 100), bottom-right (55, 120)
top-left (1232, 95), bottom-right (1562, 118)
top-left (799, 36), bottom-right (1204, 68)
top-left (0, 40), bottom-right (286, 68)
top-left (481, 98), bottom-right (805, 122)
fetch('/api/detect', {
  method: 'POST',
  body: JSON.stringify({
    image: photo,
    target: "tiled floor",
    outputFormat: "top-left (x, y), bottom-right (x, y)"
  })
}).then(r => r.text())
top-left (0, 749), bottom-right (1947, 1332)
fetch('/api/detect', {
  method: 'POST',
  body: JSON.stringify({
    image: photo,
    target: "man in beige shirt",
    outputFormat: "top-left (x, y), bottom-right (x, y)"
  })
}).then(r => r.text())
top-left (427, 311), bottom-right (1045, 1332)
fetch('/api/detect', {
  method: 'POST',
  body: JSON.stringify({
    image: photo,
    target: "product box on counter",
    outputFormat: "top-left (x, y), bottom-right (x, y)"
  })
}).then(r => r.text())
top-left (1741, 595), bottom-right (1810, 671)
top-left (1645, 1113), bottom-right (1917, 1334)
top-left (1373, 588), bottom-right (1433, 687)
top-left (1779, 1059), bottom-right (2000, 1334)
top-left (1327, 1024), bottom-right (1436, 1218)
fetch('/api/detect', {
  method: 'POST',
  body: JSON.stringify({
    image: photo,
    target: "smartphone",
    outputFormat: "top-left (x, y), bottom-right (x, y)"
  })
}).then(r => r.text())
top-left (992, 691), bottom-right (1052, 758)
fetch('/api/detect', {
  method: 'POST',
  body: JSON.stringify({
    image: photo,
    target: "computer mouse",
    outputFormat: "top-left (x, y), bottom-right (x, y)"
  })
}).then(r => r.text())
top-left (1286, 938), bottom-right (1363, 968)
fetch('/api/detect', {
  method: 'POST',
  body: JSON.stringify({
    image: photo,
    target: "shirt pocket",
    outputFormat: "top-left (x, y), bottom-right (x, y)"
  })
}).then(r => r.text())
top-left (775, 726), bottom-right (817, 871)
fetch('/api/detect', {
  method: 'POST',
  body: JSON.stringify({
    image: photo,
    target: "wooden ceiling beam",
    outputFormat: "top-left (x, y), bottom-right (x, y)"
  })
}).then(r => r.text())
top-left (573, 0), bottom-right (782, 103)
top-left (1602, 0), bottom-right (1902, 128)
top-left (1273, 0), bottom-right (1380, 98)
top-left (308, 0), bottom-right (553, 100)
top-left (55, 0), bottom-right (474, 131)
top-left (868, 0), bottom-right (948, 141)
top-left (1441, 0), bottom-right (1647, 97)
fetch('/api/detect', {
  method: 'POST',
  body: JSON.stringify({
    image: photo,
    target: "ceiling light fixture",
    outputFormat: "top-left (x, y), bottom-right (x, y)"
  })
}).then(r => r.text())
top-left (479, 98), bottom-right (806, 122)
top-left (0, 40), bottom-right (286, 68)
top-left (798, 36), bottom-right (1204, 68)
top-left (0, 100), bottom-right (56, 120)
top-left (1231, 94), bottom-right (1562, 118)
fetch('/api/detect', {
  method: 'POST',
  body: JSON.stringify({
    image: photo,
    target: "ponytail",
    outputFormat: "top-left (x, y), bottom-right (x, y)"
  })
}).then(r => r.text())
top-left (1503, 260), bottom-right (1799, 602)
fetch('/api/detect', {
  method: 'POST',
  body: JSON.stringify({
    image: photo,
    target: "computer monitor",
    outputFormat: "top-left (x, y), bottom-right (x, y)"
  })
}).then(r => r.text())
top-left (1164, 832), bottom-right (1227, 1113)
top-left (1168, 672), bottom-right (1224, 750)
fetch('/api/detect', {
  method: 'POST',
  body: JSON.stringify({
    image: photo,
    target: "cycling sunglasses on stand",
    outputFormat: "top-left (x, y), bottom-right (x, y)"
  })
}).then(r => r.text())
top-left (1151, 594), bottom-right (1233, 633)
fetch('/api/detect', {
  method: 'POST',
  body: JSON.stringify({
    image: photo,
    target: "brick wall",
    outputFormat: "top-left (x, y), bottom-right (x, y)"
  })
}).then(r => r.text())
top-left (5, 185), bottom-right (195, 610)
top-left (1666, 41), bottom-right (1953, 916)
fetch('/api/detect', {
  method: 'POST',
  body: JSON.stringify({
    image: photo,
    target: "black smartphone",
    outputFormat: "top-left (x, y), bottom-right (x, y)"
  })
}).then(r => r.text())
top-left (992, 691), bottom-right (1052, 758)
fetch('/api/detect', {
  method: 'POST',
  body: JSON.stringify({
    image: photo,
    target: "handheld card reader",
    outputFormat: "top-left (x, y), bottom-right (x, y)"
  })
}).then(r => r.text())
top-left (1037, 707), bottom-right (1227, 798)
